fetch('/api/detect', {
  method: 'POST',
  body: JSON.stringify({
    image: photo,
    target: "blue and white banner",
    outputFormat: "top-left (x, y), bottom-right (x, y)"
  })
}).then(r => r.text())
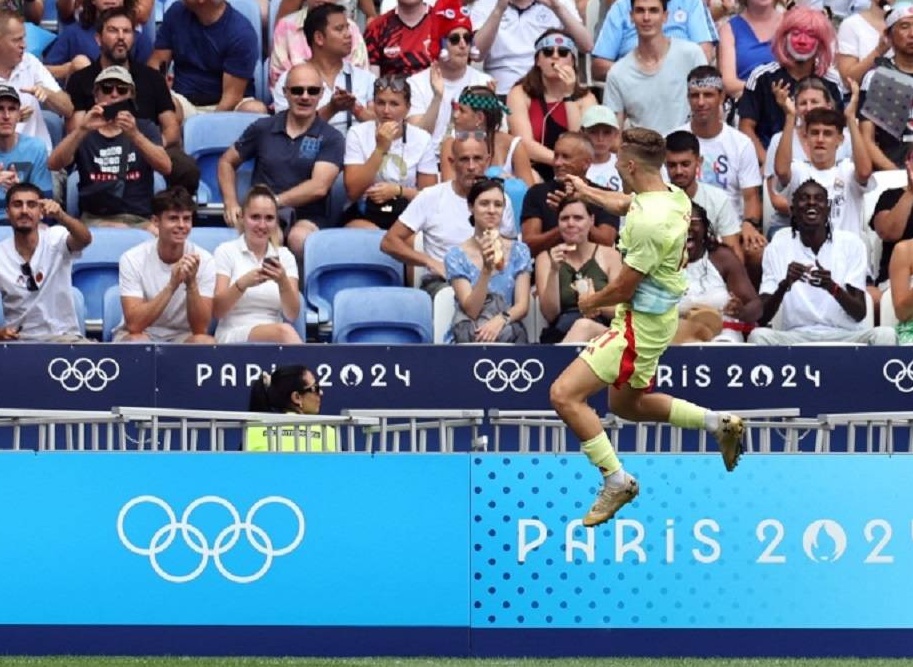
top-left (3, 343), bottom-right (913, 416)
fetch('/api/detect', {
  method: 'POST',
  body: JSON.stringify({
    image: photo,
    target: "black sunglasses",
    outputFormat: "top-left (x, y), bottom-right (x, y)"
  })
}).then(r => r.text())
top-left (97, 82), bottom-right (132, 95)
top-left (20, 262), bottom-right (38, 291)
top-left (287, 85), bottom-right (323, 97)
top-left (300, 382), bottom-right (322, 395)
top-left (447, 31), bottom-right (472, 45)
top-left (374, 76), bottom-right (408, 93)
top-left (540, 46), bottom-right (571, 58)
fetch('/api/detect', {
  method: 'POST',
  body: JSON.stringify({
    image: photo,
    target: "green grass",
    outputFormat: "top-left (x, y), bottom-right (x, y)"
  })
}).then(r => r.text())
top-left (0, 660), bottom-right (911, 667)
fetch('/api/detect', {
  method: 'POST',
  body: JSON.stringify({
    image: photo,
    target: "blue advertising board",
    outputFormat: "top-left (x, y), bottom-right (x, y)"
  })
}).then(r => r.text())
top-left (0, 453), bottom-right (912, 658)
top-left (2, 343), bottom-right (912, 417)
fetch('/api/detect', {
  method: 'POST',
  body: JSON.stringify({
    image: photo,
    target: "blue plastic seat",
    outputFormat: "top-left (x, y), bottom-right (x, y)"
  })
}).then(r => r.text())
top-left (188, 227), bottom-right (239, 254)
top-left (183, 112), bottom-right (266, 205)
top-left (72, 227), bottom-right (154, 326)
top-left (0, 225), bottom-right (10, 242)
top-left (66, 171), bottom-right (167, 217)
top-left (303, 229), bottom-right (405, 326)
top-left (43, 109), bottom-right (63, 149)
top-left (102, 284), bottom-right (122, 342)
top-left (332, 287), bottom-right (432, 343)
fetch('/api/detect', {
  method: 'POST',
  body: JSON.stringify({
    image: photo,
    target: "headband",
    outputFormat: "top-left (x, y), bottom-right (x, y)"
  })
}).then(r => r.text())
top-left (534, 34), bottom-right (578, 57)
top-left (688, 75), bottom-right (723, 90)
top-left (457, 91), bottom-right (511, 115)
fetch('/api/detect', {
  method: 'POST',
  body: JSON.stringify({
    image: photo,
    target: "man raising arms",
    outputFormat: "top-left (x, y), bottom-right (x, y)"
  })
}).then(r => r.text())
top-left (550, 127), bottom-right (745, 527)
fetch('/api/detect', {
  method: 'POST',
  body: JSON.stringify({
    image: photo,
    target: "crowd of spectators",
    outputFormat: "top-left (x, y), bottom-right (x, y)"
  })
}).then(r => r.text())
top-left (0, 0), bottom-right (911, 345)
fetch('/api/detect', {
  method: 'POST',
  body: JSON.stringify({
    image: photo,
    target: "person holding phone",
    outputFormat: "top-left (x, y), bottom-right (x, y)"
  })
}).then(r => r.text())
top-left (211, 185), bottom-right (302, 344)
top-left (48, 65), bottom-right (171, 228)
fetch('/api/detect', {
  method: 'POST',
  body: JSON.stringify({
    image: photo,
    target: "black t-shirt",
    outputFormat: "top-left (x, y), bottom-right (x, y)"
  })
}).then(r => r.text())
top-left (520, 180), bottom-right (620, 232)
top-left (66, 59), bottom-right (175, 126)
top-left (858, 59), bottom-right (913, 168)
top-left (75, 120), bottom-right (162, 217)
top-left (870, 186), bottom-right (913, 283)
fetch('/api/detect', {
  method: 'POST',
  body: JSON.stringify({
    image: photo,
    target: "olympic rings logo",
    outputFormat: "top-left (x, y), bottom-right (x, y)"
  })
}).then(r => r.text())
top-left (117, 495), bottom-right (305, 584)
top-left (473, 358), bottom-right (545, 393)
top-left (48, 357), bottom-right (120, 392)
top-left (882, 359), bottom-right (913, 393)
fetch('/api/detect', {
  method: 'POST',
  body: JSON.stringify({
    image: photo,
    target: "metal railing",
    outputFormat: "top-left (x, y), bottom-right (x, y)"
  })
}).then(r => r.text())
top-left (0, 407), bottom-right (910, 454)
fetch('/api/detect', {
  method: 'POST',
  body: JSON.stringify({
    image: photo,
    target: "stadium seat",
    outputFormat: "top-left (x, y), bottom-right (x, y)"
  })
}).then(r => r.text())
top-left (188, 227), bottom-right (239, 254)
top-left (881, 287), bottom-right (898, 328)
top-left (43, 109), bottom-right (63, 148)
top-left (0, 225), bottom-right (10, 242)
top-left (332, 286), bottom-right (432, 343)
top-left (432, 285), bottom-right (455, 343)
top-left (66, 171), bottom-right (167, 217)
top-left (26, 22), bottom-right (56, 57)
top-left (102, 284), bottom-right (122, 342)
top-left (183, 112), bottom-right (266, 205)
top-left (72, 227), bottom-right (154, 327)
top-left (268, 0), bottom-right (282, 54)
top-left (303, 228), bottom-right (405, 328)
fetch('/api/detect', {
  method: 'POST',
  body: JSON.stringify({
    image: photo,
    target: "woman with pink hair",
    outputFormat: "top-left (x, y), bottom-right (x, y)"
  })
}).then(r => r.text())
top-left (737, 6), bottom-right (844, 164)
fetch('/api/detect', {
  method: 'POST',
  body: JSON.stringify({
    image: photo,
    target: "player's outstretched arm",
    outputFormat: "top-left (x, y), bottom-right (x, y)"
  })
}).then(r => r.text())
top-left (565, 175), bottom-right (632, 216)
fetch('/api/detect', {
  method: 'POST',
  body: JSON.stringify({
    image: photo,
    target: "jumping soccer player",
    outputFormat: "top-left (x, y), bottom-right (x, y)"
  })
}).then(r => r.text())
top-left (551, 127), bottom-right (745, 528)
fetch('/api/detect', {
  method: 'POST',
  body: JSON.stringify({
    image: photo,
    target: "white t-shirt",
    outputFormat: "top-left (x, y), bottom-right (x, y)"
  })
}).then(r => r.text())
top-left (837, 13), bottom-right (890, 60)
top-left (470, 0), bottom-right (581, 95)
top-left (760, 229), bottom-right (867, 333)
top-left (399, 180), bottom-right (516, 262)
top-left (213, 237), bottom-right (298, 340)
top-left (2, 53), bottom-right (62, 153)
top-left (408, 66), bottom-right (492, 157)
top-left (0, 226), bottom-right (80, 336)
top-left (273, 62), bottom-right (376, 137)
top-left (776, 158), bottom-right (873, 236)
top-left (692, 181), bottom-right (741, 239)
top-left (344, 121), bottom-right (437, 188)
top-left (676, 123), bottom-right (762, 218)
top-left (587, 155), bottom-right (622, 191)
top-left (604, 38), bottom-right (708, 136)
top-left (117, 239), bottom-right (216, 339)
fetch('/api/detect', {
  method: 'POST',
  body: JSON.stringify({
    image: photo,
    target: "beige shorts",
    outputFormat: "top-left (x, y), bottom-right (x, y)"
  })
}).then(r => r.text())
top-left (81, 212), bottom-right (149, 228)
top-left (113, 328), bottom-right (197, 343)
top-left (172, 92), bottom-right (259, 119)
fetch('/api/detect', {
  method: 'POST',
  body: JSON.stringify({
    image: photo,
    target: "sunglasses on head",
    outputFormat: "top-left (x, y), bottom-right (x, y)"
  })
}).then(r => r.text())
top-left (286, 85), bottom-right (323, 97)
top-left (447, 31), bottom-right (472, 45)
top-left (98, 82), bottom-right (131, 95)
top-left (454, 130), bottom-right (487, 141)
top-left (474, 175), bottom-right (505, 185)
top-left (20, 262), bottom-right (38, 292)
top-left (540, 47), bottom-right (572, 58)
top-left (374, 76), bottom-right (408, 93)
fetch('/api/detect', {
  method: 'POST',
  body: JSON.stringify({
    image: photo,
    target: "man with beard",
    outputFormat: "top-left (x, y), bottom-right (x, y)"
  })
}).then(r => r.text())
top-left (218, 63), bottom-right (345, 257)
top-left (748, 179), bottom-right (896, 345)
top-left (0, 182), bottom-right (92, 341)
top-left (520, 131), bottom-right (618, 257)
top-left (676, 201), bottom-right (761, 343)
top-left (65, 8), bottom-right (199, 194)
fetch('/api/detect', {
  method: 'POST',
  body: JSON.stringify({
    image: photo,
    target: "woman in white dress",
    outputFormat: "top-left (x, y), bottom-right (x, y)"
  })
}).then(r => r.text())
top-left (212, 185), bottom-right (303, 344)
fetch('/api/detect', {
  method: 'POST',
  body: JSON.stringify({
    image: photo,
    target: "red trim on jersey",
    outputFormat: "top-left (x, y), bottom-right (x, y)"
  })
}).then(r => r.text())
top-left (612, 310), bottom-right (638, 389)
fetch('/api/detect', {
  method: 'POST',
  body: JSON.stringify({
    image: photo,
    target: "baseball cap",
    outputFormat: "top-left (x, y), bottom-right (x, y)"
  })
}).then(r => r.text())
top-left (94, 65), bottom-right (134, 87)
top-left (0, 85), bottom-right (20, 105)
top-left (581, 105), bottom-right (619, 130)
top-left (886, 2), bottom-right (913, 29)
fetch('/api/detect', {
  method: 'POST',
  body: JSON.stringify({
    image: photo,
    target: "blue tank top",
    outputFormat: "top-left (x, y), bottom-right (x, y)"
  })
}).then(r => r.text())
top-left (729, 15), bottom-right (775, 81)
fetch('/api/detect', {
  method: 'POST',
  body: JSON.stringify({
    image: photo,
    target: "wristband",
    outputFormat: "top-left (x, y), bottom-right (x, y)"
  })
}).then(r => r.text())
top-left (234, 282), bottom-right (245, 294)
top-left (830, 283), bottom-right (841, 297)
top-left (398, 185), bottom-right (403, 198)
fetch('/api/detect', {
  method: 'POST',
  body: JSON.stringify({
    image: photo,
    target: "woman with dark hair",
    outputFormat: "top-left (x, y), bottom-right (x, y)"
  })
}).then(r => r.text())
top-left (343, 76), bottom-right (438, 230)
top-left (535, 196), bottom-right (622, 344)
top-left (506, 29), bottom-right (597, 182)
top-left (45, 4), bottom-right (153, 81)
top-left (246, 364), bottom-right (336, 452)
top-left (440, 85), bottom-right (535, 186)
top-left (446, 177), bottom-right (532, 343)
top-left (212, 184), bottom-right (302, 344)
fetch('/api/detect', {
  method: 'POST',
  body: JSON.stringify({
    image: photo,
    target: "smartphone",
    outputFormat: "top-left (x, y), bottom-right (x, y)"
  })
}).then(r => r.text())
top-left (103, 99), bottom-right (136, 121)
top-left (263, 256), bottom-right (281, 268)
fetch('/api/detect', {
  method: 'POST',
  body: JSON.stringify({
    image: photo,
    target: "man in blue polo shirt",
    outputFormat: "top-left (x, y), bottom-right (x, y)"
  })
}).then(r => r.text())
top-left (148, 0), bottom-right (267, 119)
top-left (218, 63), bottom-right (345, 258)
top-left (591, 0), bottom-right (716, 82)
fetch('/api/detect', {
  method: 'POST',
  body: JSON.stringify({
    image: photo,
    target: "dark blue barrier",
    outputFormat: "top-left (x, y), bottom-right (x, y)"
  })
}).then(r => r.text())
top-left (6, 343), bottom-right (911, 415)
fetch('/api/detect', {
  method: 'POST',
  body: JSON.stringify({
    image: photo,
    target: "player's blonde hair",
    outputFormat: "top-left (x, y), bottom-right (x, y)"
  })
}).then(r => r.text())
top-left (619, 128), bottom-right (666, 171)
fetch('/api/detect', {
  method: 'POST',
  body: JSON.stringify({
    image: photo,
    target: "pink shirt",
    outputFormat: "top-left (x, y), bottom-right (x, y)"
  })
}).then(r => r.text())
top-left (269, 8), bottom-right (370, 86)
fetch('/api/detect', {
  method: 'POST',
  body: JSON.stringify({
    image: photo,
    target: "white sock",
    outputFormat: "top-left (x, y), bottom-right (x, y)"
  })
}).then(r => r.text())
top-left (605, 468), bottom-right (627, 487)
top-left (704, 411), bottom-right (721, 432)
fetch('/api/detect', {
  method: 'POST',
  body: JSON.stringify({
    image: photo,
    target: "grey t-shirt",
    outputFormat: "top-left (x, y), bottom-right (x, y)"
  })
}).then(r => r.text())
top-left (603, 38), bottom-right (707, 136)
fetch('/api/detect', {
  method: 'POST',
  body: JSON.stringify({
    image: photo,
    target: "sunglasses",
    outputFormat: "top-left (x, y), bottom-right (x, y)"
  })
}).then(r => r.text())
top-left (287, 85), bottom-right (323, 97)
top-left (447, 31), bottom-right (472, 45)
top-left (20, 262), bottom-right (38, 292)
top-left (374, 76), bottom-right (408, 93)
top-left (97, 82), bottom-right (132, 95)
top-left (454, 130), bottom-right (487, 141)
top-left (474, 176), bottom-right (505, 185)
top-left (539, 46), bottom-right (572, 58)
top-left (300, 382), bottom-right (322, 395)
